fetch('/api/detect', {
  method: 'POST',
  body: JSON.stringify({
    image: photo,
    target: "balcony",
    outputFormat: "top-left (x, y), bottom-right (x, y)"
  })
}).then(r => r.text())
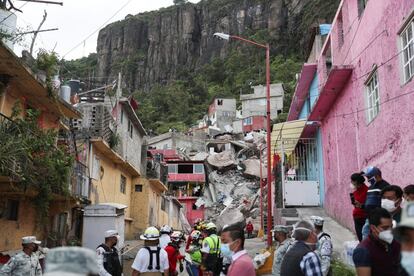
top-left (71, 161), bottom-right (90, 200)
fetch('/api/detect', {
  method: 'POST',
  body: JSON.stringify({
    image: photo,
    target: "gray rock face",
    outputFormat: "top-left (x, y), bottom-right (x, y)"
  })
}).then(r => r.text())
top-left (96, 0), bottom-right (339, 91)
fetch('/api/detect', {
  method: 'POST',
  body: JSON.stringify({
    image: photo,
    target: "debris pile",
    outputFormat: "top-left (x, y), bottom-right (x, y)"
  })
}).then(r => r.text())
top-left (200, 131), bottom-right (269, 231)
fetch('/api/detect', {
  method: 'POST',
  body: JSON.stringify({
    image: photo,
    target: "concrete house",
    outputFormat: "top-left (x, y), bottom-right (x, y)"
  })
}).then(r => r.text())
top-left (284, 0), bottom-right (414, 230)
top-left (207, 98), bottom-right (237, 132)
top-left (240, 84), bottom-right (284, 132)
top-left (0, 43), bottom-right (82, 252)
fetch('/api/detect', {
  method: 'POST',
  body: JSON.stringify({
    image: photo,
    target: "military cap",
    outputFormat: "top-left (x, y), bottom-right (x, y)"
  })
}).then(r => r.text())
top-left (22, 236), bottom-right (41, 245)
top-left (272, 225), bottom-right (289, 234)
top-left (310, 216), bottom-right (324, 226)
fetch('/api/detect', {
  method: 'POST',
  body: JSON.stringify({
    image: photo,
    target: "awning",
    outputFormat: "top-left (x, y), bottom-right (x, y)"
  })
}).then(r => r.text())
top-left (308, 66), bottom-right (353, 121)
top-left (287, 63), bottom-right (317, 121)
top-left (271, 119), bottom-right (307, 155)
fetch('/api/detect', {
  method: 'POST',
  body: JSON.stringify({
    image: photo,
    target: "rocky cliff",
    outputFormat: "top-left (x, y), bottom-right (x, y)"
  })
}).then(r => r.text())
top-left (96, 0), bottom-right (339, 92)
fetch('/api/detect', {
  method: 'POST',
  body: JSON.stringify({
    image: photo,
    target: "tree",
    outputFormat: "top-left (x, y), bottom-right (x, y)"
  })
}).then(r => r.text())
top-left (173, 0), bottom-right (186, 5)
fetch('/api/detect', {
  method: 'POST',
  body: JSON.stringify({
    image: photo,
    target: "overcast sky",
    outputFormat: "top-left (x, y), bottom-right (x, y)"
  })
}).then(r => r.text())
top-left (14, 0), bottom-right (199, 60)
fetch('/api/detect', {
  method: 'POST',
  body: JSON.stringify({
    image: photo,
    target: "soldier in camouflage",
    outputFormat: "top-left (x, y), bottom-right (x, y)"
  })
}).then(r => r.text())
top-left (272, 225), bottom-right (293, 276)
top-left (0, 236), bottom-right (42, 276)
top-left (43, 246), bottom-right (99, 276)
top-left (310, 216), bottom-right (333, 276)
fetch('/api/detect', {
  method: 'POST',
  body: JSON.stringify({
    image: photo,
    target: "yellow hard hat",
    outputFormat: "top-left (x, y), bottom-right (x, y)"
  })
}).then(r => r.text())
top-left (140, 226), bottom-right (160, 240)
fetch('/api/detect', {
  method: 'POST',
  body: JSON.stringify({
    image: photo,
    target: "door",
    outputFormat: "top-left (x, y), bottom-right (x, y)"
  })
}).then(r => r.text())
top-left (281, 138), bottom-right (320, 207)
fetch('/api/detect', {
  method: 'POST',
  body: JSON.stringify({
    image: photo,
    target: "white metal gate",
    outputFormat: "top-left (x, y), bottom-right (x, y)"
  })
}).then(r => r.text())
top-left (281, 138), bottom-right (320, 207)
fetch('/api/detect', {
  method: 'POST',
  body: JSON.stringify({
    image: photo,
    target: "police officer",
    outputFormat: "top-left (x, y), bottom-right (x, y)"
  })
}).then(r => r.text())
top-left (96, 230), bottom-right (122, 276)
top-left (201, 222), bottom-right (222, 276)
top-left (0, 236), bottom-right (42, 276)
top-left (272, 225), bottom-right (293, 276)
top-left (131, 226), bottom-right (169, 275)
top-left (43, 246), bottom-right (99, 276)
top-left (310, 216), bottom-right (333, 276)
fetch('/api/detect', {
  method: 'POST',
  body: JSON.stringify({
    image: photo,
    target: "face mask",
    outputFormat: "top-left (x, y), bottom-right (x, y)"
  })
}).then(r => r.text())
top-left (381, 199), bottom-right (397, 212)
top-left (378, 229), bottom-right (393, 244)
top-left (401, 251), bottom-right (414, 276)
top-left (220, 243), bottom-right (234, 258)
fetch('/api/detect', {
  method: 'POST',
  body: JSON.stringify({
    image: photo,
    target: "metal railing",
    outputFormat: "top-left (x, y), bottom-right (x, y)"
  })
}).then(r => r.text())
top-left (71, 161), bottom-right (90, 199)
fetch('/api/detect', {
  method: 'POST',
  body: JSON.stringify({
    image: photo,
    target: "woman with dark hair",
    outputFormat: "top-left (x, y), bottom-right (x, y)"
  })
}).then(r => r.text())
top-left (350, 172), bottom-right (368, 241)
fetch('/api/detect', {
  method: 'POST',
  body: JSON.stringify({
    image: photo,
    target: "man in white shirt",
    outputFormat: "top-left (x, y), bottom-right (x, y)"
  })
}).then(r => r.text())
top-left (131, 226), bottom-right (169, 275)
top-left (159, 225), bottom-right (172, 249)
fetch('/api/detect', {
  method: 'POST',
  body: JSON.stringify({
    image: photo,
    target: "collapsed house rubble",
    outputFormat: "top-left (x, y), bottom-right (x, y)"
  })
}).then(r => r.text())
top-left (198, 131), bottom-right (269, 232)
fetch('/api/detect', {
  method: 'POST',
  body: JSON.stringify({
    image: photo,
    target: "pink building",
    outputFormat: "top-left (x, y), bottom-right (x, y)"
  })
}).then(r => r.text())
top-left (288, 0), bottom-right (414, 229)
top-left (242, 115), bottom-right (267, 132)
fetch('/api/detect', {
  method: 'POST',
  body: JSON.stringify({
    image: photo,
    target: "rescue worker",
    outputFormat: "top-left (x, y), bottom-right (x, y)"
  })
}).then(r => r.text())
top-left (96, 230), bottom-right (122, 276)
top-left (0, 236), bottom-right (42, 276)
top-left (131, 226), bottom-right (169, 275)
top-left (201, 222), bottom-right (222, 276)
top-left (159, 225), bottom-right (173, 249)
top-left (311, 216), bottom-right (333, 276)
top-left (272, 225), bottom-right (293, 276)
top-left (186, 219), bottom-right (204, 251)
top-left (186, 230), bottom-right (203, 276)
top-left (43, 246), bottom-right (99, 276)
top-left (165, 231), bottom-right (185, 275)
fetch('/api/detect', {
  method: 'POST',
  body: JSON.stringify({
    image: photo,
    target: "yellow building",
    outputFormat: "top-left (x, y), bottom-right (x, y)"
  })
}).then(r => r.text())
top-left (88, 138), bottom-right (140, 239)
top-left (130, 176), bottom-right (182, 235)
top-left (0, 43), bottom-right (81, 252)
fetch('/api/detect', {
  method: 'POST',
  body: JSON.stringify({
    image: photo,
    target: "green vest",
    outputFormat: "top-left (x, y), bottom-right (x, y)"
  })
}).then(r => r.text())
top-left (204, 234), bottom-right (221, 254)
top-left (190, 250), bottom-right (202, 264)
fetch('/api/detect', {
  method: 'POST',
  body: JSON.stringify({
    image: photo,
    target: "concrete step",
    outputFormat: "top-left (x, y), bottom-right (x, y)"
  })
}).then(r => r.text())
top-left (281, 216), bottom-right (300, 226)
top-left (281, 208), bottom-right (298, 217)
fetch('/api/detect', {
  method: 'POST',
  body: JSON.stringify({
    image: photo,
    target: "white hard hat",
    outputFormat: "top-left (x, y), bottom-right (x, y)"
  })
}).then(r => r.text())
top-left (140, 227), bottom-right (160, 240)
top-left (205, 222), bottom-right (217, 230)
top-left (160, 225), bottom-right (172, 234)
top-left (310, 216), bottom-right (324, 226)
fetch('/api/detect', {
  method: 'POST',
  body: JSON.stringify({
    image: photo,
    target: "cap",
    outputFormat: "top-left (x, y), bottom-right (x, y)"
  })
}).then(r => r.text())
top-left (310, 216), bottom-right (324, 226)
top-left (140, 226), bottom-right (160, 240)
top-left (394, 202), bottom-right (414, 239)
top-left (272, 225), bottom-right (289, 234)
top-left (44, 246), bottom-right (99, 276)
top-left (22, 236), bottom-right (41, 245)
top-left (363, 166), bottom-right (381, 178)
top-left (104, 230), bottom-right (120, 240)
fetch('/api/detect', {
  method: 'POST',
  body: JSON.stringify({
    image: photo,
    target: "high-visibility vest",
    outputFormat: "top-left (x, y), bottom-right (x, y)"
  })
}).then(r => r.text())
top-left (204, 234), bottom-right (221, 254)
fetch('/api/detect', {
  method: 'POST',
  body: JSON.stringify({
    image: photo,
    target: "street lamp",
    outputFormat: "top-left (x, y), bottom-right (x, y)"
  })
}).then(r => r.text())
top-left (214, 32), bottom-right (273, 248)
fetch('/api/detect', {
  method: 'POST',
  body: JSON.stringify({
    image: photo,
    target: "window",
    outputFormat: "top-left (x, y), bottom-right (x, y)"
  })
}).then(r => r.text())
top-left (178, 164), bottom-right (193, 174)
top-left (365, 71), bottom-right (380, 123)
top-left (194, 164), bottom-right (204, 174)
top-left (120, 175), bottom-right (127, 194)
top-left (358, 0), bottom-right (368, 17)
top-left (243, 117), bottom-right (253, 126)
top-left (168, 164), bottom-right (177, 173)
top-left (401, 19), bottom-right (414, 83)
top-left (217, 99), bottom-right (223, 105)
top-left (337, 11), bottom-right (344, 48)
top-left (135, 184), bottom-right (143, 192)
top-left (127, 121), bottom-right (133, 138)
top-left (92, 155), bottom-right (100, 180)
top-left (3, 200), bottom-right (19, 221)
top-left (161, 197), bottom-right (166, 211)
top-left (120, 109), bottom-right (124, 124)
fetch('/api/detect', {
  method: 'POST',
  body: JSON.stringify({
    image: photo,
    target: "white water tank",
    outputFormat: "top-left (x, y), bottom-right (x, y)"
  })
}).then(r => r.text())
top-left (60, 85), bottom-right (71, 103)
top-left (0, 10), bottom-right (17, 50)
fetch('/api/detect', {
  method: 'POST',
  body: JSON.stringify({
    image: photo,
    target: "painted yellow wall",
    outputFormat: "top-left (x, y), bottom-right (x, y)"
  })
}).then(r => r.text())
top-left (89, 145), bottom-right (137, 239)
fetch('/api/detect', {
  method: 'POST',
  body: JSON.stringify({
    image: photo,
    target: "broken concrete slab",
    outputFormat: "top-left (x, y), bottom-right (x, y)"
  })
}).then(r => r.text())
top-left (207, 151), bottom-right (237, 169)
top-left (215, 206), bottom-right (246, 230)
top-left (242, 157), bottom-right (267, 178)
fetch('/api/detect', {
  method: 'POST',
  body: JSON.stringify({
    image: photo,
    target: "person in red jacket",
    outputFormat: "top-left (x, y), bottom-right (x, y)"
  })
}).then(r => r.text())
top-left (350, 172), bottom-right (369, 241)
top-left (246, 221), bottom-right (254, 239)
top-left (165, 231), bottom-right (185, 276)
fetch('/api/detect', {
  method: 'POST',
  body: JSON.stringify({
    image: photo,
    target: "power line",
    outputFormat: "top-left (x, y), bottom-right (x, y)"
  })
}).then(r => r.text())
top-left (0, 2), bottom-right (28, 25)
top-left (62, 0), bottom-right (133, 58)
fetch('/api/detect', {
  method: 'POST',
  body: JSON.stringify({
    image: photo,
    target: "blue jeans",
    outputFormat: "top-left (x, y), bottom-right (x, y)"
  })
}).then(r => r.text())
top-left (186, 263), bottom-right (199, 276)
top-left (362, 218), bottom-right (370, 240)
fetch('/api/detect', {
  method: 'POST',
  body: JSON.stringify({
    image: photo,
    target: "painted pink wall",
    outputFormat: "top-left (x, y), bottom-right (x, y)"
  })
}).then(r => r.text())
top-left (318, 0), bottom-right (414, 229)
